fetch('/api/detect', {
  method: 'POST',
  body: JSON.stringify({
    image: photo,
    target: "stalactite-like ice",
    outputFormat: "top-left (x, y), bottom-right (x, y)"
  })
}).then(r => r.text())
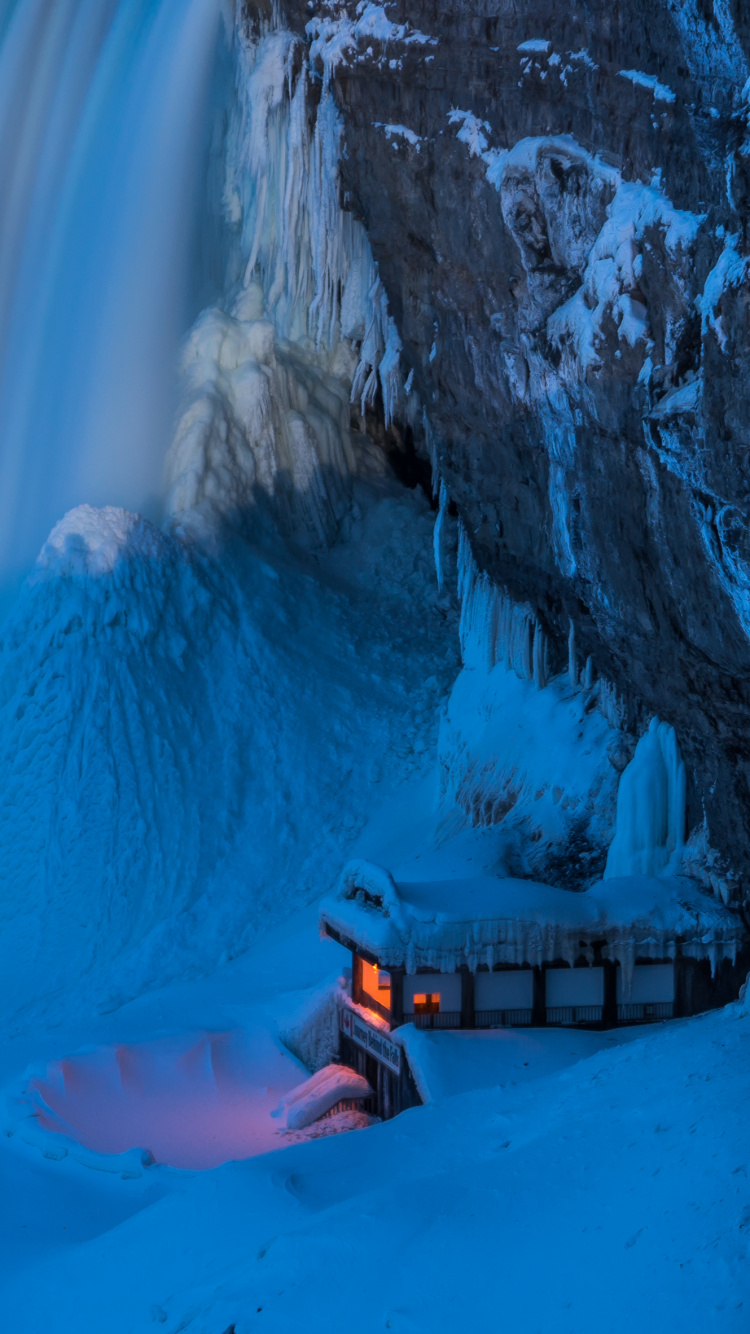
top-left (457, 522), bottom-right (541, 679)
top-left (605, 717), bottom-right (686, 879)
top-left (166, 23), bottom-right (405, 545)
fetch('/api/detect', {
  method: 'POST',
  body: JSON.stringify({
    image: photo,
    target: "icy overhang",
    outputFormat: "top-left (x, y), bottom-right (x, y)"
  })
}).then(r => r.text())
top-left (319, 859), bottom-right (744, 978)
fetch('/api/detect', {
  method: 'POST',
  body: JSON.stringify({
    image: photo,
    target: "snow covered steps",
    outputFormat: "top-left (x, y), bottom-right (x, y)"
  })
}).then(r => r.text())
top-left (273, 1064), bottom-right (373, 1131)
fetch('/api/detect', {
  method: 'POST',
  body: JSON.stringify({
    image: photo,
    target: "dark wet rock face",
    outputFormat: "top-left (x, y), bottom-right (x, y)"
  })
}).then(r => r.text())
top-left (267, 0), bottom-right (750, 894)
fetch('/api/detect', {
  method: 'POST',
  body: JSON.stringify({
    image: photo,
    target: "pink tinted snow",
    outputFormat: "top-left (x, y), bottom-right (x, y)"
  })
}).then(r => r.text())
top-left (28, 1030), bottom-right (308, 1170)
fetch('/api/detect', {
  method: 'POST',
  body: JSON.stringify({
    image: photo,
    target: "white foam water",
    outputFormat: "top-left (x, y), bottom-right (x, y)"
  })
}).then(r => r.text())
top-left (0, 0), bottom-right (224, 577)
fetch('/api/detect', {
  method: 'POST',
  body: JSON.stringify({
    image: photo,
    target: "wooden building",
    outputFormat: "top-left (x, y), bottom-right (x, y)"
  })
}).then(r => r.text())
top-left (322, 858), bottom-right (748, 1116)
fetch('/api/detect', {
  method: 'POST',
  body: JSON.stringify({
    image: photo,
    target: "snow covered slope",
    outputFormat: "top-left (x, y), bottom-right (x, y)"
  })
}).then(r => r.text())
top-left (1, 916), bottom-right (748, 1332)
top-left (0, 481), bottom-right (458, 1028)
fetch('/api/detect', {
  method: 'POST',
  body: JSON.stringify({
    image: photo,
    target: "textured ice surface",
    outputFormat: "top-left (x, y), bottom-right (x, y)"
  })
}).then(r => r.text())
top-left (0, 478), bottom-right (458, 1025)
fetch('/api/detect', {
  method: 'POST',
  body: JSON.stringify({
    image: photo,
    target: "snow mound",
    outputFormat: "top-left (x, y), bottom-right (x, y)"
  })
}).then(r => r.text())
top-left (37, 506), bottom-right (166, 578)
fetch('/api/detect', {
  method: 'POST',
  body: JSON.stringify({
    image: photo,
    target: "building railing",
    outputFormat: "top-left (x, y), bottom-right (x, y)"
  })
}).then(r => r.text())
top-left (362, 999), bottom-right (672, 1031)
top-left (474, 1008), bottom-right (533, 1028)
top-left (412, 1010), bottom-right (462, 1029)
top-left (617, 1002), bottom-right (673, 1023)
top-left (546, 1006), bottom-right (603, 1026)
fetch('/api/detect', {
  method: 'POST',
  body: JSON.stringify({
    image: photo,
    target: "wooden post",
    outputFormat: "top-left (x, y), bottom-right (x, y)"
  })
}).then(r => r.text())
top-left (674, 954), bottom-right (691, 1018)
top-left (390, 966), bottom-right (404, 1030)
top-left (352, 950), bottom-right (362, 1006)
top-left (460, 965), bottom-right (475, 1028)
top-left (532, 965), bottom-right (546, 1025)
top-left (603, 960), bottom-right (618, 1028)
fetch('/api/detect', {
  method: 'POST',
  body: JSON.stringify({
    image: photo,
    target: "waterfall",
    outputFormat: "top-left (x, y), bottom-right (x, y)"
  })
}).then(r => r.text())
top-left (0, 0), bottom-right (225, 581)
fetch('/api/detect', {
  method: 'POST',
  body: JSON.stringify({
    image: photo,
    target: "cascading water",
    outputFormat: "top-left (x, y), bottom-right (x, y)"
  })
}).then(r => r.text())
top-left (0, 0), bottom-right (226, 583)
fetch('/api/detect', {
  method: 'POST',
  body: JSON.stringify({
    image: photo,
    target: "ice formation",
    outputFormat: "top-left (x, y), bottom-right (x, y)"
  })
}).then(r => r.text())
top-left (605, 717), bottom-right (686, 879)
top-left (322, 858), bottom-right (741, 976)
top-left (456, 521), bottom-right (544, 679)
top-left (166, 24), bottom-right (405, 547)
top-left (307, 2), bottom-right (436, 79)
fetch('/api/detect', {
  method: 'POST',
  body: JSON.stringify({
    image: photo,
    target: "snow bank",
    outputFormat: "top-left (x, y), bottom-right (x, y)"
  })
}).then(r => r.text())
top-left (274, 1063), bottom-right (372, 1130)
top-left (397, 1024), bottom-right (645, 1105)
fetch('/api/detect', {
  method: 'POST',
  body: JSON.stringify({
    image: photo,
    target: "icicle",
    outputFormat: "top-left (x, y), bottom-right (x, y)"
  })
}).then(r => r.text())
top-left (379, 317), bottom-right (403, 428)
top-left (568, 621), bottom-right (578, 686)
top-left (532, 624), bottom-right (548, 689)
top-left (604, 717), bottom-right (687, 879)
top-left (584, 655), bottom-right (594, 690)
top-left (598, 678), bottom-right (624, 728)
top-left (433, 479), bottom-right (448, 592)
top-left (423, 410), bottom-right (439, 496)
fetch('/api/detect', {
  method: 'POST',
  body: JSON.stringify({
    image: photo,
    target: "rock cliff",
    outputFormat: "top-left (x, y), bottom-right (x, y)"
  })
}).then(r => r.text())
top-left (250, 0), bottom-right (750, 898)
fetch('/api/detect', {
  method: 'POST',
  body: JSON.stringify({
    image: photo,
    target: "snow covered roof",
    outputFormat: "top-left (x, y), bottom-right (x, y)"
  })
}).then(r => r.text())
top-left (320, 859), bottom-right (744, 976)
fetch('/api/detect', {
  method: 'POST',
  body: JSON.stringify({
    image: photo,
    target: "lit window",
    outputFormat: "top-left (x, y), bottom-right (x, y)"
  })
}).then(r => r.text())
top-left (358, 957), bottom-right (390, 1011)
top-left (414, 993), bottom-right (440, 1015)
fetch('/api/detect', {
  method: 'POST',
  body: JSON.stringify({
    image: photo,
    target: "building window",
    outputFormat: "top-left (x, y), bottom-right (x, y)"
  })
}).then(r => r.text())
top-left (358, 957), bottom-right (391, 1014)
top-left (413, 993), bottom-right (440, 1015)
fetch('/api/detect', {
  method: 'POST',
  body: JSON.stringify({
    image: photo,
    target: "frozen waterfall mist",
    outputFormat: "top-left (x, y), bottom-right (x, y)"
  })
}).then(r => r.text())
top-left (0, 0), bottom-right (227, 585)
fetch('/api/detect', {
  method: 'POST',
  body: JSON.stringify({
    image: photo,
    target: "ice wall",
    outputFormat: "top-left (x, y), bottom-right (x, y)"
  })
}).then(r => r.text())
top-left (605, 717), bottom-right (686, 879)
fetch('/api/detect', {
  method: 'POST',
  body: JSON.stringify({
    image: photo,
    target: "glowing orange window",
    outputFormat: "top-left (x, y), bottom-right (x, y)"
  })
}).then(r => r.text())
top-left (413, 993), bottom-right (440, 1015)
top-left (359, 958), bottom-right (391, 1011)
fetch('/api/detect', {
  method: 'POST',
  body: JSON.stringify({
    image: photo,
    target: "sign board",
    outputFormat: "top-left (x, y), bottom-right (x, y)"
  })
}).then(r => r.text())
top-left (340, 1006), bottom-right (401, 1075)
